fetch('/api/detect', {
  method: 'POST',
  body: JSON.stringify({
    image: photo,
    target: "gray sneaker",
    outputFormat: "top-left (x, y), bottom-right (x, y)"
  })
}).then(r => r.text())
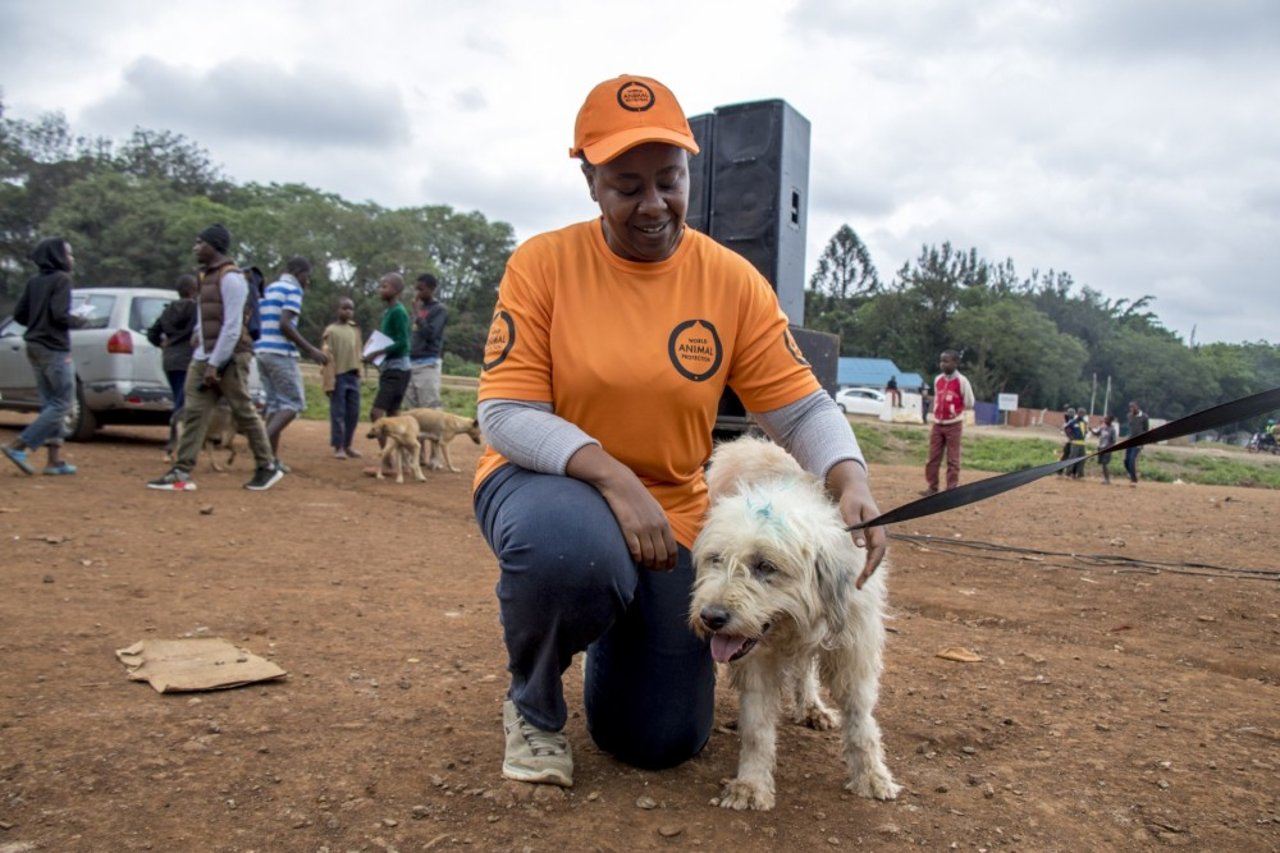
top-left (147, 468), bottom-right (197, 491)
top-left (502, 699), bottom-right (572, 787)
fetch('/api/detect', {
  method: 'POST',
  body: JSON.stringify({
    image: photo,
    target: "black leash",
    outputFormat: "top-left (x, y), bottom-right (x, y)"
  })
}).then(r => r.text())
top-left (848, 387), bottom-right (1280, 531)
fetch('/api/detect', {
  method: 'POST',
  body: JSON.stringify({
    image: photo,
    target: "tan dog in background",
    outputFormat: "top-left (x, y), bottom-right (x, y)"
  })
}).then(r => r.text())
top-left (403, 408), bottom-right (482, 472)
top-left (367, 415), bottom-right (426, 484)
top-left (690, 435), bottom-right (899, 811)
top-left (170, 402), bottom-right (243, 471)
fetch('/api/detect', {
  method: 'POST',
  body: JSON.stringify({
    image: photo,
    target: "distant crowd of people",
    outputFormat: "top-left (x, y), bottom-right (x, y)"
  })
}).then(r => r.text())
top-left (2, 224), bottom-right (450, 489)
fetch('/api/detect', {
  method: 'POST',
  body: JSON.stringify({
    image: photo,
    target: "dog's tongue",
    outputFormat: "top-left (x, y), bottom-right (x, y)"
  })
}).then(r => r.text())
top-left (710, 634), bottom-right (749, 663)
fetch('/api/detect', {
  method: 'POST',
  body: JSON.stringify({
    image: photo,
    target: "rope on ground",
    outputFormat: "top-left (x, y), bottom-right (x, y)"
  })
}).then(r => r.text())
top-left (888, 532), bottom-right (1280, 582)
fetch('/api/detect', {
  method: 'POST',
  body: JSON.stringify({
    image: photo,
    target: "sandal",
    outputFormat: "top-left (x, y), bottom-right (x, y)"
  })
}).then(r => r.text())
top-left (43, 462), bottom-right (78, 476)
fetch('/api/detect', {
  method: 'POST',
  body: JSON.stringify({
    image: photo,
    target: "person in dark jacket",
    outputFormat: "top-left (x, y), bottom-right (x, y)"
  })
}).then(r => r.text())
top-left (1124, 400), bottom-right (1150, 485)
top-left (147, 273), bottom-right (198, 461)
top-left (2, 237), bottom-right (85, 476)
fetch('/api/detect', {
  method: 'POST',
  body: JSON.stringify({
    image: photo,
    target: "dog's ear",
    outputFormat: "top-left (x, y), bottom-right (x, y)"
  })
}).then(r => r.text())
top-left (814, 548), bottom-right (853, 637)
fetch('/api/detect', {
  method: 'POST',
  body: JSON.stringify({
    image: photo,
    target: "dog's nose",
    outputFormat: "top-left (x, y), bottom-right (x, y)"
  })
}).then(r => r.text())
top-left (699, 606), bottom-right (730, 632)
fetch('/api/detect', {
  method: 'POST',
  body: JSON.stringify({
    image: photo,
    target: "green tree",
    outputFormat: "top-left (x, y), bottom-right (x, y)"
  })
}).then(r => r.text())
top-left (949, 299), bottom-right (1089, 406)
top-left (808, 224), bottom-right (879, 300)
top-left (114, 128), bottom-right (231, 200)
top-left (0, 105), bottom-right (111, 299)
top-left (890, 242), bottom-right (995, 375)
top-left (44, 171), bottom-right (189, 286)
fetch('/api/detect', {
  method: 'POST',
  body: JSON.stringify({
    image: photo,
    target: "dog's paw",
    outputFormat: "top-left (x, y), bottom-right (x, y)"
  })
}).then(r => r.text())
top-left (719, 778), bottom-right (774, 811)
top-left (846, 769), bottom-right (902, 801)
top-left (793, 702), bottom-right (840, 731)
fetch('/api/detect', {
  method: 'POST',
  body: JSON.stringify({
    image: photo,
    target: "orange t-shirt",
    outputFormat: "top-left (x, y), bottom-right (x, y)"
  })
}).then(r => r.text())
top-left (474, 220), bottom-right (821, 547)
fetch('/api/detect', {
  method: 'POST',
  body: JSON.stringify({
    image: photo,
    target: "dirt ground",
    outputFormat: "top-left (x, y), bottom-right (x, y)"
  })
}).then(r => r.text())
top-left (1, 415), bottom-right (1278, 853)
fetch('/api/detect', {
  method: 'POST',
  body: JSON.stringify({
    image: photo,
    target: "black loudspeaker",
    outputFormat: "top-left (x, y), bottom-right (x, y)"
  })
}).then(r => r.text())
top-left (715, 326), bottom-right (840, 425)
top-left (707, 100), bottom-right (810, 327)
top-left (689, 99), bottom-right (824, 435)
top-left (686, 113), bottom-right (714, 234)
top-left (789, 326), bottom-right (839, 396)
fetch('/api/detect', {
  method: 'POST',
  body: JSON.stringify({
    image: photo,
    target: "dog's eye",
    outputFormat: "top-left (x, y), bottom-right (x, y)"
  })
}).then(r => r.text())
top-left (752, 560), bottom-right (778, 581)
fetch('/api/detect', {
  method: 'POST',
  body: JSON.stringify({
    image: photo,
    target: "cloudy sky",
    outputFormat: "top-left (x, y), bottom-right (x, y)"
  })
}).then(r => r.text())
top-left (3, 0), bottom-right (1277, 344)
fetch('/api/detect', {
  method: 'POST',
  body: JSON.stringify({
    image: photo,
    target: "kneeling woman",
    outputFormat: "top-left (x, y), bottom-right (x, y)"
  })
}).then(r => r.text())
top-left (473, 75), bottom-right (886, 787)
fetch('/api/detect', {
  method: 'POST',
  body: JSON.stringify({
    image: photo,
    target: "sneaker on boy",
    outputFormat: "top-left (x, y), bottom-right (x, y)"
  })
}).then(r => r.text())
top-left (243, 465), bottom-right (284, 491)
top-left (147, 468), bottom-right (197, 491)
top-left (502, 699), bottom-right (573, 787)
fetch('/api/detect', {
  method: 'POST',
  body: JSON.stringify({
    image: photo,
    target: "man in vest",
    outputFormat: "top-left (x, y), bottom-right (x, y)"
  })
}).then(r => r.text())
top-left (147, 224), bottom-right (283, 492)
top-left (921, 349), bottom-right (975, 495)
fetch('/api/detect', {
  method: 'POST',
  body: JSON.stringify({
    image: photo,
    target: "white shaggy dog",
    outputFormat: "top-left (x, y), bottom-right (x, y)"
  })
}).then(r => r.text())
top-left (690, 435), bottom-right (900, 811)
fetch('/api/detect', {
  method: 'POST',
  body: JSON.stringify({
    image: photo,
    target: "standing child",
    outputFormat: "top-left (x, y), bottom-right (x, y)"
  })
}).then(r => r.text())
top-left (363, 273), bottom-right (412, 474)
top-left (322, 297), bottom-right (363, 459)
top-left (922, 349), bottom-right (975, 495)
top-left (1090, 414), bottom-right (1118, 484)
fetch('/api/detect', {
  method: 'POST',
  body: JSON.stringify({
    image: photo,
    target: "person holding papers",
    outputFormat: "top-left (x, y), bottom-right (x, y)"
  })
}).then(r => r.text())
top-left (363, 272), bottom-right (412, 473)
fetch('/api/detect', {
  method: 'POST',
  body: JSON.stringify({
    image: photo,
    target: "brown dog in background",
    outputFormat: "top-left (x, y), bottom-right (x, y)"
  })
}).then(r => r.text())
top-left (367, 415), bottom-right (426, 484)
top-left (403, 408), bottom-right (482, 472)
top-left (169, 402), bottom-right (243, 471)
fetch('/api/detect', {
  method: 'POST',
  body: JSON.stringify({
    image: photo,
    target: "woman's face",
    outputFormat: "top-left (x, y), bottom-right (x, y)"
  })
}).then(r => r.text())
top-left (585, 142), bottom-right (689, 263)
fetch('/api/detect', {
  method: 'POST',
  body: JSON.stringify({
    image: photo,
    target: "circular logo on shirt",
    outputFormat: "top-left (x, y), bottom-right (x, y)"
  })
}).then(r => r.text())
top-left (782, 328), bottom-right (809, 366)
top-left (668, 319), bottom-right (723, 382)
top-left (617, 80), bottom-right (656, 112)
top-left (483, 310), bottom-right (516, 371)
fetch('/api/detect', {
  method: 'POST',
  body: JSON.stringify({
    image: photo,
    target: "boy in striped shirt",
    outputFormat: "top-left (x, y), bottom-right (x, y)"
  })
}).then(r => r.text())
top-left (254, 257), bottom-right (329, 468)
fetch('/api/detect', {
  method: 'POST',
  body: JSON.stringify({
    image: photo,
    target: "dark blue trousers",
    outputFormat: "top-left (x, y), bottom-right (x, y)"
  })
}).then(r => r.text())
top-left (1123, 445), bottom-right (1142, 482)
top-left (329, 371), bottom-right (361, 450)
top-left (474, 464), bottom-right (714, 770)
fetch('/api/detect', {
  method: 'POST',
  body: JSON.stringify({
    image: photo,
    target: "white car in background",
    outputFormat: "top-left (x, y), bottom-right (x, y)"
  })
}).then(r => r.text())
top-left (0, 287), bottom-right (177, 440)
top-left (834, 386), bottom-right (887, 417)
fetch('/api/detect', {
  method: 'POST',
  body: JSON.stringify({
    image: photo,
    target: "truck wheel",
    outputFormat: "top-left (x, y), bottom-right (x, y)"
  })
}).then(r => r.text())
top-left (66, 380), bottom-right (98, 442)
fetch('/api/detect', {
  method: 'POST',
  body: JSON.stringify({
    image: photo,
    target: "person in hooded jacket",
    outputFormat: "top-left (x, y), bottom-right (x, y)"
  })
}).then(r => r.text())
top-left (2, 237), bottom-right (85, 476)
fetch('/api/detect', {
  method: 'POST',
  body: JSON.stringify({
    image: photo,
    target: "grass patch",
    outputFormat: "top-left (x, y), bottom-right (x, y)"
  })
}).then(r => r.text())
top-left (291, 392), bottom-right (1279, 490)
top-left (846, 419), bottom-right (1279, 489)
top-left (301, 381), bottom-right (477, 422)
top-left (962, 435), bottom-right (1063, 473)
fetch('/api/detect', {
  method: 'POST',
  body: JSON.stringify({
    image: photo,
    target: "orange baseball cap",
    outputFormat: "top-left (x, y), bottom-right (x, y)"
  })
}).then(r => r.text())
top-left (569, 75), bottom-right (700, 164)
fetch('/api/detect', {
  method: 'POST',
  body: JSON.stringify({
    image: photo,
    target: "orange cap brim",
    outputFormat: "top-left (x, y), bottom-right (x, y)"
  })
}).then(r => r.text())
top-left (571, 126), bottom-right (700, 164)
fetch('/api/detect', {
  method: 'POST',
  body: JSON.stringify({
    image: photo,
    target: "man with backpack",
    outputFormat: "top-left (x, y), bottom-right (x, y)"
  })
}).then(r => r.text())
top-left (921, 349), bottom-right (975, 495)
top-left (146, 224), bottom-right (283, 492)
top-left (254, 256), bottom-right (329, 471)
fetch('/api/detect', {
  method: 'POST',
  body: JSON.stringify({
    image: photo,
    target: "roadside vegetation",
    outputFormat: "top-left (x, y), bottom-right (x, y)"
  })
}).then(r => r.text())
top-left (298, 379), bottom-right (1280, 490)
top-left (849, 419), bottom-right (1280, 489)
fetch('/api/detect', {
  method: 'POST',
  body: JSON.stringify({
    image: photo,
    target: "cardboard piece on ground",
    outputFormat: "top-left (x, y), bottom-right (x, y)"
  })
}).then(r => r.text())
top-left (116, 638), bottom-right (287, 693)
top-left (936, 646), bottom-right (983, 663)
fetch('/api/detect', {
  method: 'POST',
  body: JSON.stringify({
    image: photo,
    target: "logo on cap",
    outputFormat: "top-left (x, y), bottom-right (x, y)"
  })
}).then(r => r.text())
top-left (616, 81), bottom-right (656, 112)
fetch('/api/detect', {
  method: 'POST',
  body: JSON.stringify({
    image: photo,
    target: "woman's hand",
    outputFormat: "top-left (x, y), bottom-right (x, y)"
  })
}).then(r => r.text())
top-left (826, 459), bottom-right (887, 589)
top-left (566, 445), bottom-right (677, 571)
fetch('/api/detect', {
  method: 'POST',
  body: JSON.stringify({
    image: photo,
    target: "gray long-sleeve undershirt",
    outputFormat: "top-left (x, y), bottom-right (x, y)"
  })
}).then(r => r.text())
top-left (477, 388), bottom-right (864, 483)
